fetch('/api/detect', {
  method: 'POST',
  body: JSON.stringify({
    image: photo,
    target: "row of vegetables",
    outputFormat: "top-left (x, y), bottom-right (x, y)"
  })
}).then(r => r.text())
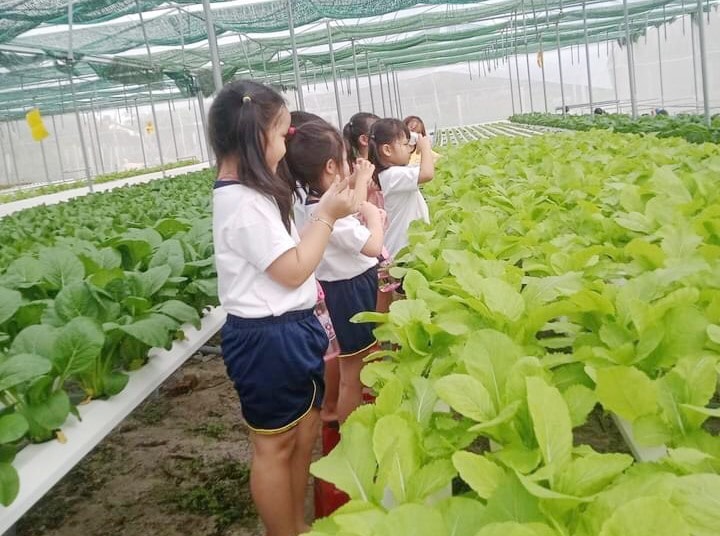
top-left (0, 170), bottom-right (218, 506)
top-left (510, 113), bottom-right (720, 145)
top-left (307, 130), bottom-right (720, 536)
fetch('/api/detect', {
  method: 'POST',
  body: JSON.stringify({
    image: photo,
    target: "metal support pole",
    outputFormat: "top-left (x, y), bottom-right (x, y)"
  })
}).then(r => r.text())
top-left (508, 54), bottom-right (517, 115)
top-left (556, 23), bottom-right (566, 115)
top-left (384, 67), bottom-right (395, 117)
top-left (40, 137), bottom-right (50, 183)
top-left (393, 70), bottom-right (404, 119)
top-left (134, 100), bottom-right (148, 168)
top-left (50, 114), bottom-right (65, 180)
top-left (522, 2), bottom-right (534, 112)
top-left (657, 27), bottom-right (665, 109)
top-left (583, 2), bottom-right (594, 114)
top-left (91, 104), bottom-right (105, 175)
top-left (196, 91), bottom-right (212, 166)
top-left (136, 0), bottom-right (166, 175)
top-left (288, 0), bottom-right (305, 110)
top-left (4, 120), bottom-right (18, 184)
top-left (351, 39), bottom-right (362, 111)
top-left (390, 69), bottom-right (400, 118)
top-left (67, 0), bottom-right (93, 191)
top-left (540, 41), bottom-right (548, 113)
top-left (513, 21), bottom-right (524, 113)
top-left (377, 61), bottom-right (387, 116)
top-left (365, 51), bottom-right (376, 114)
top-left (611, 44), bottom-right (620, 113)
top-left (0, 125), bottom-right (8, 184)
top-left (201, 0), bottom-right (223, 93)
top-left (191, 97), bottom-right (205, 162)
top-left (168, 100), bottom-right (180, 161)
top-left (695, 0), bottom-right (711, 125)
top-left (691, 14), bottom-right (700, 112)
top-left (326, 21), bottom-right (343, 127)
top-left (623, 0), bottom-right (638, 118)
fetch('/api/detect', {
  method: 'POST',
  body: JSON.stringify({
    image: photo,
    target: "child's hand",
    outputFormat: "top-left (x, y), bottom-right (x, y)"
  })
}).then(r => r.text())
top-left (352, 158), bottom-right (375, 185)
top-left (315, 176), bottom-right (357, 221)
top-left (416, 135), bottom-right (432, 154)
top-left (358, 201), bottom-right (381, 223)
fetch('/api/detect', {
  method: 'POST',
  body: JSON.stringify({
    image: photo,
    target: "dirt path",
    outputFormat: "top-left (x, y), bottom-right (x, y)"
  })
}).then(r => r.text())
top-left (18, 354), bottom-right (266, 536)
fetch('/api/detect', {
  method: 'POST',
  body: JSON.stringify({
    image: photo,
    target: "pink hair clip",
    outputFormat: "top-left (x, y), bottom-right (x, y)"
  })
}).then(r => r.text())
top-left (287, 126), bottom-right (297, 137)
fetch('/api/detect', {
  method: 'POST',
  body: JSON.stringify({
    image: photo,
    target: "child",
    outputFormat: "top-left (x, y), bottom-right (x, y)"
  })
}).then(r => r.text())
top-left (369, 118), bottom-right (435, 258)
top-left (289, 111), bottom-right (329, 230)
top-left (209, 80), bottom-right (357, 536)
top-left (404, 115), bottom-right (441, 167)
top-left (343, 112), bottom-right (381, 207)
top-left (284, 120), bottom-right (383, 424)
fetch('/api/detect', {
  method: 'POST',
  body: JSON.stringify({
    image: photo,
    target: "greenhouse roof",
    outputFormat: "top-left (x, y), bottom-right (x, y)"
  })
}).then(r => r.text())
top-left (0, 0), bottom-right (717, 118)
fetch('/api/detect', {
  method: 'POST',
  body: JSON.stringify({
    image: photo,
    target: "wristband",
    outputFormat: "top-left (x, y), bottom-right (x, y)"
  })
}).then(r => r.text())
top-left (310, 215), bottom-right (334, 231)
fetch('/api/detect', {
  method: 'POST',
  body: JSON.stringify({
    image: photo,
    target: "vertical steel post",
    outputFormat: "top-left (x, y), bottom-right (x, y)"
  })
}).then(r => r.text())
top-left (134, 99), bottom-right (148, 168)
top-left (288, 0), bottom-right (305, 110)
top-left (521, 1), bottom-right (534, 112)
top-left (352, 39), bottom-right (362, 111)
top-left (623, 0), bottom-right (639, 118)
top-left (5, 120), bottom-right (19, 184)
top-left (508, 54), bottom-right (517, 115)
top-left (657, 26), bottom-right (665, 109)
top-left (385, 67), bottom-right (395, 117)
top-left (393, 70), bottom-right (404, 119)
top-left (695, 0), bottom-right (711, 125)
top-left (691, 14), bottom-right (700, 112)
top-left (582, 2), bottom-right (594, 113)
top-left (91, 103), bottom-right (105, 175)
top-left (167, 99), bottom-right (180, 161)
top-left (365, 51), bottom-right (376, 114)
top-left (326, 21), bottom-right (343, 127)
top-left (556, 22), bottom-right (566, 115)
top-left (377, 60), bottom-right (387, 116)
top-left (513, 15), bottom-right (524, 113)
top-left (67, 0), bottom-right (93, 191)
top-left (50, 113), bottom-right (65, 180)
top-left (201, 0), bottom-right (223, 93)
top-left (611, 43), bottom-right (620, 113)
top-left (137, 0), bottom-right (166, 174)
top-left (191, 97), bottom-right (205, 162)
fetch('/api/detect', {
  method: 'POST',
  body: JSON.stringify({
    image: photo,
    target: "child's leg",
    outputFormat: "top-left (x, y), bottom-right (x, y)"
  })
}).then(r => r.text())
top-left (250, 427), bottom-right (300, 536)
top-left (320, 356), bottom-right (339, 423)
top-left (337, 346), bottom-right (374, 423)
top-left (290, 408), bottom-right (321, 533)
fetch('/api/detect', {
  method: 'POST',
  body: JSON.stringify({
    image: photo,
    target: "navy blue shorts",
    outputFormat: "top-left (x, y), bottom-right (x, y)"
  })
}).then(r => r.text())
top-left (220, 309), bottom-right (327, 434)
top-left (320, 266), bottom-right (378, 357)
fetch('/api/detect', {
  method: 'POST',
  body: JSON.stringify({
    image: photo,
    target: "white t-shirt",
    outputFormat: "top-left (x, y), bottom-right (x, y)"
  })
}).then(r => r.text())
top-left (379, 166), bottom-right (430, 257)
top-left (213, 183), bottom-right (317, 318)
top-left (304, 204), bottom-right (377, 282)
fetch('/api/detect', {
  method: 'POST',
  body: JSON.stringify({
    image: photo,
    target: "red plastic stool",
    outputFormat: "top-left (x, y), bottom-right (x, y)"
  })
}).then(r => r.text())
top-left (314, 478), bottom-right (350, 519)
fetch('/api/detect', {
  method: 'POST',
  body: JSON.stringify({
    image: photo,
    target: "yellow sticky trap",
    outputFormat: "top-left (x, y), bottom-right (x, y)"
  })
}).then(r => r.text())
top-left (26, 107), bottom-right (49, 141)
top-left (145, 120), bottom-right (154, 135)
top-left (536, 51), bottom-right (544, 69)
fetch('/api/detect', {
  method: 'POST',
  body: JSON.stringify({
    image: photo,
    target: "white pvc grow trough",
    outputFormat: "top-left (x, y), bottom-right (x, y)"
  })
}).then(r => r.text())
top-left (0, 306), bottom-right (227, 536)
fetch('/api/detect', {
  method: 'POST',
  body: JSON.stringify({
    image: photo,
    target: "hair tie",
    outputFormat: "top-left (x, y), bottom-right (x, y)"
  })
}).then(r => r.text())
top-left (287, 126), bottom-right (297, 137)
top-left (242, 95), bottom-right (252, 103)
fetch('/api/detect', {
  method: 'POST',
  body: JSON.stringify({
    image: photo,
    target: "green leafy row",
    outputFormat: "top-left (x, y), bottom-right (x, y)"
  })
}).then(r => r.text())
top-left (308, 131), bottom-right (720, 536)
top-left (510, 113), bottom-right (720, 145)
top-left (0, 170), bottom-right (218, 506)
top-left (0, 159), bottom-right (199, 205)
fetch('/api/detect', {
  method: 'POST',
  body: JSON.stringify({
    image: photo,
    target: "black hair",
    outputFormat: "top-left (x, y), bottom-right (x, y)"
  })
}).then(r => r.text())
top-left (291, 110), bottom-right (326, 128)
top-left (343, 112), bottom-right (380, 169)
top-left (403, 115), bottom-right (427, 136)
top-left (281, 121), bottom-right (346, 199)
top-left (208, 80), bottom-right (293, 231)
top-left (368, 118), bottom-right (410, 187)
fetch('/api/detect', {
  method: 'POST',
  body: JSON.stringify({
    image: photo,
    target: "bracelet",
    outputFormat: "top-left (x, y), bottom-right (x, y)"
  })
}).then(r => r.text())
top-left (310, 215), bottom-right (334, 231)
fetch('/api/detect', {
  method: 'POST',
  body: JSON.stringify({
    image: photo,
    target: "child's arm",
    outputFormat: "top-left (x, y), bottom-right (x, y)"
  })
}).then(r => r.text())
top-left (358, 201), bottom-right (384, 258)
top-left (416, 135), bottom-right (435, 184)
top-left (350, 158), bottom-right (374, 204)
top-left (267, 178), bottom-right (357, 288)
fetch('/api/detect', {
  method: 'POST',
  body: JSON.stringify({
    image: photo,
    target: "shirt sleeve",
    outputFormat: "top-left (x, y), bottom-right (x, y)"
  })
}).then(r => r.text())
top-left (224, 194), bottom-right (297, 271)
top-left (330, 216), bottom-right (372, 254)
top-left (379, 166), bottom-right (421, 194)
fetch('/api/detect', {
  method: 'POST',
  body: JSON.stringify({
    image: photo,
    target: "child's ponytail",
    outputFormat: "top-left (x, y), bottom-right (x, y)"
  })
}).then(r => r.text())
top-left (208, 80), bottom-right (294, 231)
top-left (283, 121), bottom-right (345, 198)
top-left (343, 112), bottom-right (380, 170)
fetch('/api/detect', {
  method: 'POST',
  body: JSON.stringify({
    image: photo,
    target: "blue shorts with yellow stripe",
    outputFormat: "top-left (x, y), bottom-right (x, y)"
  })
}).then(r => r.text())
top-left (221, 309), bottom-right (327, 434)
